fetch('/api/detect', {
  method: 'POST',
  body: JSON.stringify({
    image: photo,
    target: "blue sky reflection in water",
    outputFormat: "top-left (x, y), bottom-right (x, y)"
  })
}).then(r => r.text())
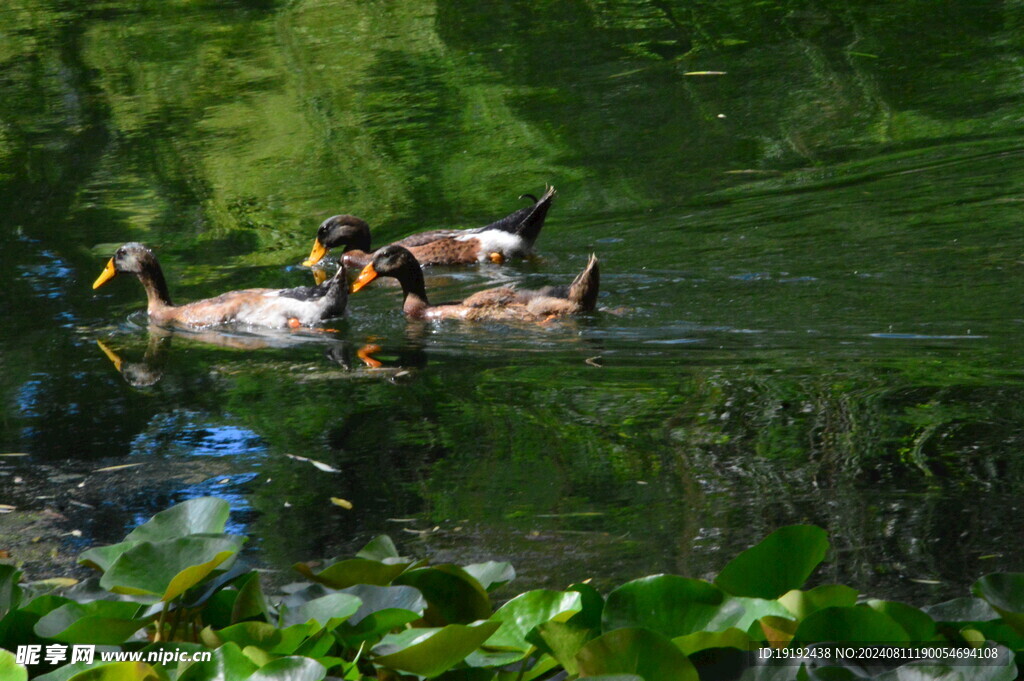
top-left (1, 1), bottom-right (1024, 601)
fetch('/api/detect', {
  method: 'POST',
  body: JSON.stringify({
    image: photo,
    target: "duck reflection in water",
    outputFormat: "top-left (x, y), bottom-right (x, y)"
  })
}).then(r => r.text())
top-left (322, 338), bottom-right (427, 382)
top-left (95, 323), bottom-right (424, 387)
top-left (96, 337), bottom-right (168, 388)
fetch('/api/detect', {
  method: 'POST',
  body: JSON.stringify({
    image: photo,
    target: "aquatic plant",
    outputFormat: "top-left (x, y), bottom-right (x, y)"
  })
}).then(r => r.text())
top-left (0, 497), bottom-right (1020, 680)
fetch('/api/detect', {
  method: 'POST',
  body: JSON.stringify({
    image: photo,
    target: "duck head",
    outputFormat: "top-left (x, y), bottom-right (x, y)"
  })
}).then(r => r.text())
top-left (93, 242), bottom-right (159, 288)
top-left (303, 215), bottom-right (372, 266)
top-left (351, 245), bottom-right (423, 293)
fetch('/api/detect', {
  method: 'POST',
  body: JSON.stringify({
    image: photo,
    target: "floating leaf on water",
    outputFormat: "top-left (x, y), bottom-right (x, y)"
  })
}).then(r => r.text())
top-left (93, 463), bottom-right (143, 473)
top-left (29, 577), bottom-right (79, 589)
top-left (286, 453), bottom-right (341, 473)
top-left (331, 497), bottom-right (353, 510)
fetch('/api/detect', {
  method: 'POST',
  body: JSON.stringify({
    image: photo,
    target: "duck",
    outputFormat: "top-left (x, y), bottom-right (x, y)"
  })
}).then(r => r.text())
top-left (92, 242), bottom-right (348, 329)
top-left (350, 244), bottom-right (599, 322)
top-left (302, 186), bottom-right (555, 269)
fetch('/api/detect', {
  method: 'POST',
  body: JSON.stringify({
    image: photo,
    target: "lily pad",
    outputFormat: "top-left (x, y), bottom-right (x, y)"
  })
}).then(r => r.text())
top-left (462, 562), bottom-right (516, 592)
top-left (393, 565), bottom-right (491, 625)
top-left (779, 585), bottom-right (859, 620)
top-left (34, 600), bottom-right (148, 644)
top-left (176, 642), bottom-right (257, 681)
top-left (576, 627), bottom-right (698, 681)
top-left (715, 526), bottom-right (829, 600)
top-left (292, 558), bottom-right (409, 590)
top-left (372, 620), bottom-right (501, 677)
top-left (248, 656), bottom-right (326, 681)
top-left (64, 661), bottom-right (166, 680)
top-left (602, 575), bottom-right (726, 637)
top-left (100, 535), bottom-right (246, 601)
top-left (793, 606), bottom-right (909, 644)
top-left (0, 648), bottom-right (27, 681)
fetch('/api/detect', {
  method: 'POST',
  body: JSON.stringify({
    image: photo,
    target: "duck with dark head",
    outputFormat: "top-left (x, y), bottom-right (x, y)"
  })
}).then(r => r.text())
top-left (93, 242), bottom-right (348, 329)
top-left (303, 186), bottom-right (555, 269)
top-left (351, 244), bottom-right (599, 322)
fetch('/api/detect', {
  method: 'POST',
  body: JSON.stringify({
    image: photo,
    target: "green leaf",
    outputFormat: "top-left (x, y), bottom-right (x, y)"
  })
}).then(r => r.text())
top-left (866, 600), bottom-right (937, 642)
top-left (0, 648), bottom-right (27, 681)
top-left (100, 535), bottom-right (246, 601)
top-left (779, 585), bottom-right (859, 620)
top-left (209, 621), bottom-right (283, 650)
top-left (602, 575), bottom-right (726, 637)
top-left (922, 597), bottom-right (999, 623)
top-left (965, 621), bottom-right (1024, 650)
top-left (248, 656), bottom-right (327, 681)
top-left (0, 566), bottom-right (23, 618)
top-left (576, 627), bottom-right (698, 681)
top-left (568, 582), bottom-right (605, 630)
top-left (486, 589), bottom-right (581, 650)
top-left (973, 573), bottom-right (1024, 636)
top-left (462, 562), bottom-right (515, 591)
top-left (393, 565), bottom-right (492, 625)
top-left (80, 498), bottom-right (232, 573)
top-left (79, 543), bottom-right (144, 574)
top-left (176, 642), bottom-right (258, 681)
top-left (231, 572), bottom-right (270, 623)
top-left (355, 535), bottom-right (400, 561)
top-left (793, 606), bottom-right (910, 644)
top-left (126, 498), bottom-right (231, 542)
top-left (528, 619), bottom-right (595, 675)
top-left (36, 662), bottom-right (97, 681)
top-left (372, 620), bottom-right (501, 677)
top-left (293, 558), bottom-right (409, 589)
top-left (333, 584), bottom-right (426, 645)
top-left (211, 620), bottom-right (323, 656)
top-left (715, 525), bottom-right (829, 599)
top-left (281, 592), bottom-right (362, 630)
top-left (65, 661), bottom-right (166, 680)
top-left (712, 597), bottom-right (794, 632)
top-left (673, 627), bottom-right (753, 655)
top-left (34, 600), bottom-right (148, 644)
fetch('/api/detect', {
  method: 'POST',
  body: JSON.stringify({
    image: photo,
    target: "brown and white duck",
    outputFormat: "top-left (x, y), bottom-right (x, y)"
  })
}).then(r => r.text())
top-left (350, 244), bottom-right (599, 322)
top-left (303, 186), bottom-right (555, 269)
top-left (93, 242), bottom-right (347, 329)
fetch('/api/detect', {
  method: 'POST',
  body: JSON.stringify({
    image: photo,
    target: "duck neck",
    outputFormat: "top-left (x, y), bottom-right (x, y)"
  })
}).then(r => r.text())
top-left (398, 264), bottom-right (430, 318)
top-left (137, 266), bottom-right (174, 314)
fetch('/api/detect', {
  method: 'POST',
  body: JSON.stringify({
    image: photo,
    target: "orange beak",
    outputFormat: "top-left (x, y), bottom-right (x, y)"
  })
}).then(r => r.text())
top-left (93, 259), bottom-right (117, 289)
top-left (302, 239), bottom-right (328, 267)
top-left (351, 263), bottom-right (378, 293)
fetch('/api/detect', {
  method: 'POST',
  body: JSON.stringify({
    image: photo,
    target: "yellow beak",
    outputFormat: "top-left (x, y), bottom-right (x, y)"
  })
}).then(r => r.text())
top-left (302, 239), bottom-right (328, 267)
top-left (351, 263), bottom-right (378, 293)
top-left (93, 259), bottom-right (117, 289)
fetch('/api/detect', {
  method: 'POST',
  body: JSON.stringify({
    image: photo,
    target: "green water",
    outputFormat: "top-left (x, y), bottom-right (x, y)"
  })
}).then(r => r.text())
top-left (3, 1), bottom-right (1024, 601)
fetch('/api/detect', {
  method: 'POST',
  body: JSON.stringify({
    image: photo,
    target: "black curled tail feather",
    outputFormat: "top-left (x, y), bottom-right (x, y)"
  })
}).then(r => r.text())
top-left (479, 185), bottom-right (556, 246)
